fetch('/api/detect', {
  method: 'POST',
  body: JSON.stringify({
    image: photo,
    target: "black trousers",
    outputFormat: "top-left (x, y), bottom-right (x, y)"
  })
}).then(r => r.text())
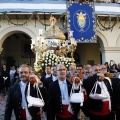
top-left (116, 110), bottom-right (120, 120)
top-left (20, 119), bottom-right (26, 120)
top-left (56, 115), bottom-right (79, 120)
top-left (90, 112), bottom-right (115, 120)
top-left (20, 117), bottom-right (41, 120)
top-left (20, 115), bottom-right (41, 120)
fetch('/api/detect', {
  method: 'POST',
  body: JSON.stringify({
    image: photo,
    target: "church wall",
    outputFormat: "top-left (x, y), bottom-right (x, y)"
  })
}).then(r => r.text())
top-left (96, 21), bottom-right (120, 64)
top-left (0, 18), bottom-right (64, 67)
top-left (76, 43), bottom-right (100, 65)
top-left (2, 36), bottom-right (35, 67)
top-left (96, 22), bottom-right (120, 47)
top-left (0, 16), bottom-right (120, 66)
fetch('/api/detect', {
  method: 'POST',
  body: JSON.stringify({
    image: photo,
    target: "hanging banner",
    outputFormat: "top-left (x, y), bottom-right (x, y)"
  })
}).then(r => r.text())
top-left (67, 2), bottom-right (96, 43)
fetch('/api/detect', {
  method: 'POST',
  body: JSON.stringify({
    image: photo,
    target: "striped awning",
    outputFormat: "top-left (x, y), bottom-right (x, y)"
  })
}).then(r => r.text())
top-left (94, 3), bottom-right (120, 15)
top-left (0, 0), bottom-right (66, 13)
top-left (0, 1), bottom-right (120, 15)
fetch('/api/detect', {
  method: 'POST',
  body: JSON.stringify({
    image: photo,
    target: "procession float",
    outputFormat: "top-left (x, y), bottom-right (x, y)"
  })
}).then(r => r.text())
top-left (31, 16), bottom-right (77, 73)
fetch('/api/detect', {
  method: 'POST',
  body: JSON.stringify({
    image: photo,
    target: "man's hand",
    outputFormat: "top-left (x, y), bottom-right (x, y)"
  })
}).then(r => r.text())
top-left (34, 75), bottom-right (42, 85)
top-left (97, 73), bottom-right (105, 82)
top-left (70, 76), bottom-right (80, 84)
top-left (29, 75), bottom-right (42, 85)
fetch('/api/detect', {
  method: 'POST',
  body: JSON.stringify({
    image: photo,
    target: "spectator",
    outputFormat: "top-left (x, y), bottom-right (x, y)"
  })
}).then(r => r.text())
top-left (9, 65), bottom-right (16, 86)
top-left (0, 64), bottom-right (10, 95)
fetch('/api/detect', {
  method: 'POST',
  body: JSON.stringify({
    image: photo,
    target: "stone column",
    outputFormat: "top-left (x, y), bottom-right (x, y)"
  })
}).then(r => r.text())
top-left (100, 47), bottom-right (120, 64)
top-left (0, 47), bottom-right (3, 54)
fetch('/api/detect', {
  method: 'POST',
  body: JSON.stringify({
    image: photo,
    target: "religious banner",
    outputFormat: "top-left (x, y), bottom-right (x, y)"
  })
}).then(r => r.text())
top-left (67, 2), bottom-right (96, 43)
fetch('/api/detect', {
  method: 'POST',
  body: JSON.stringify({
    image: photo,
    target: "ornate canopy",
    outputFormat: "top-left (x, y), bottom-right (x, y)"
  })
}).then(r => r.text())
top-left (43, 17), bottom-right (66, 40)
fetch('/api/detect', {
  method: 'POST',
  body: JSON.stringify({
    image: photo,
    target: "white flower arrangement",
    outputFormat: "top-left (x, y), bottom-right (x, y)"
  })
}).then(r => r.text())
top-left (58, 56), bottom-right (74, 69)
top-left (41, 50), bottom-right (75, 70)
top-left (42, 50), bottom-right (58, 70)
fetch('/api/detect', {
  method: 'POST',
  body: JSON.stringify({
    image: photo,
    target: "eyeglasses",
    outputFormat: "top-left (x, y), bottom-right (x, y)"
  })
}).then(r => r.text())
top-left (95, 69), bottom-right (101, 72)
top-left (19, 71), bottom-right (29, 74)
top-left (57, 69), bottom-right (66, 71)
top-left (77, 69), bottom-right (82, 70)
top-left (86, 72), bottom-right (90, 74)
top-left (51, 69), bottom-right (56, 71)
top-left (101, 68), bottom-right (106, 70)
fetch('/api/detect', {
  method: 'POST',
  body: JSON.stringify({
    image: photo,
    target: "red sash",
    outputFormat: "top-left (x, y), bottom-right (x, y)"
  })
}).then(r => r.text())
top-left (20, 108), bottom-right (26, 119)
top-left (89, 101), bottom-right (110, 115)
top-left (83, 90), bottom-right (87, 100)
top-left (20, 108), bottom-right (40, 118)
top-left (56, 105), bottom-right (74, 118)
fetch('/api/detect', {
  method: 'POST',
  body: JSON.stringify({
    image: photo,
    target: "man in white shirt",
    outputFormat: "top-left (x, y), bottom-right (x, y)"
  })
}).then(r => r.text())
top-left (44, 66), bottom-right (57, 90)
top-left (9, 65), bottom-right (16, 86)
top-left (4, 64), bottom-right (48, 120)
top-left (47, 64), bottom-right (80, 120)
top-left (41, 66), bottom-right (52, 83)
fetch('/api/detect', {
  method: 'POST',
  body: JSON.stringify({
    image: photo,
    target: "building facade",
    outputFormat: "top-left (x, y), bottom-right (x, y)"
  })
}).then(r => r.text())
top-left (0, 0), bottom-right (120, 67)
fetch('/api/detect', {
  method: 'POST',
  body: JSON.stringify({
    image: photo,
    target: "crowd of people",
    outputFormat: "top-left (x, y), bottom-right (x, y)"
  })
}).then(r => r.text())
top-left (0, 62), bottom-right (120, 120)
top-left (0, 64), bottom-right (19, 96)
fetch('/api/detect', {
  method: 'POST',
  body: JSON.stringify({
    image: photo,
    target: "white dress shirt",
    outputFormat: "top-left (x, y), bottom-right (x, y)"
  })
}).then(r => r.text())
top-left (10, 70), bottom-right (16, 80)
top-left (45, 74), bottom-right (51, 78)
top-left (52, 75), bottom-right (57, 82)
top-left (20, 81), bottom-right (32, 120)
top-left (118, 74), bottom-right (120, 79)
top-left (58, 79), bottom-right (70, 105)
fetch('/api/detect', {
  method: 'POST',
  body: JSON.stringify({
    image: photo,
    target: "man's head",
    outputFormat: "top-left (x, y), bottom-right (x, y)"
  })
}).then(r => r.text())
top-left (84, 64), bottom-right (91, 75)
top-left (57, 64), bottom-right (67, 81)
top-left (100, 64), bottom-right (107, 74)
top-left (69, 64), bottom-right (76, 72)
top-left (85, 64), bottom-right (91, 70)
top-left (76, 65), bottom-right (83, 74)
top-left (51, 66), bottom-right (57, 76)
top-left (69, 64), bottom-right (76, 75)
top-left (2, 64), bottom-right (6, 69)
top-left (45, 66), bottom-right (51, 74)
top-left (19, 64), bottom-right (30, 83)
top-left (11, 65), bottom-right (15, 70)
top-left (91, 65), bottom-right (101, 75)
top-left (16, 67), bottom-right (19, 74)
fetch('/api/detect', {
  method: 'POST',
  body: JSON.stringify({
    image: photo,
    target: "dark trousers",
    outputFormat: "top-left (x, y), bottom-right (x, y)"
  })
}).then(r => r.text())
top-left (20, 119), bottom-right (26, 120)
top-left (90, 112), bottom-right (115, 120)
top-left (116, 110), bottom-right (120, 120)
top-left (56, 115), bottom-right (79, 120)
top-left (20, 117), bottom-right (41, 120)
